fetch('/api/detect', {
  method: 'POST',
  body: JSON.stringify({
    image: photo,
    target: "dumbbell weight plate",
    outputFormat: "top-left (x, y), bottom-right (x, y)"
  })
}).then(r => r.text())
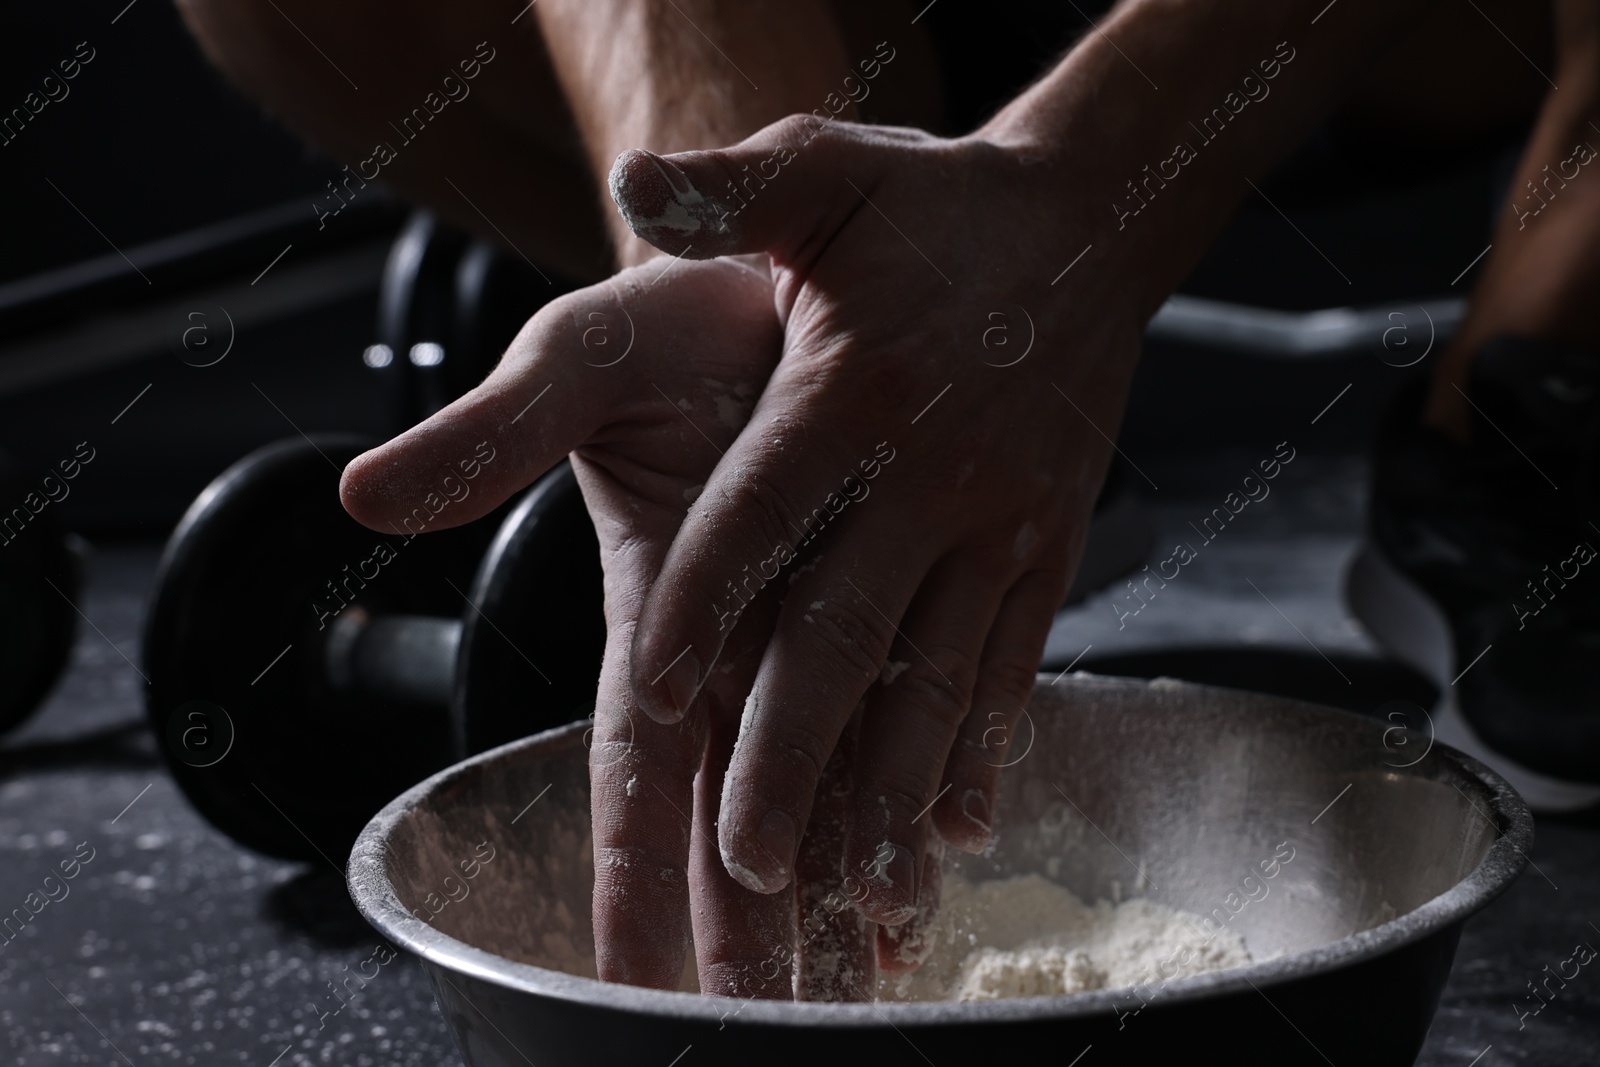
top-left (0, 449), bottom-right (81, 733)
top-left (451, 239), bottom-right (573, 399)
top-left (377, 212), bottom-right (471, 422)
top-left (144, 435), bottom-right (503, 861)
top-left (453, 461), bottom-right (605, 755)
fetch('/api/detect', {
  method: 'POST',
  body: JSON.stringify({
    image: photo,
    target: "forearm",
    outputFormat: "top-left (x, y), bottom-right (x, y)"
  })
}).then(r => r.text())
top-left (984, 0), bottom-right (1445, 318)
top-left (535, 0), bottom-right (855, 266)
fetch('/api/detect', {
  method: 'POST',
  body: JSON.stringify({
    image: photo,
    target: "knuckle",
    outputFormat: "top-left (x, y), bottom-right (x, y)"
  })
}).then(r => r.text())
top-left (875, 779), bottom-right (931, 820)
top-left (717, 467), bottom-right (803, 565)
top-left (589, 737), bottom-right (640, 773)
top-left (852, 777), bottom-right (932, 841)
top-left (947, 748), bottom-right (999, 792)
top-left (1025, 564), bottom-right (1074, 605)
top-left (897, 670), bottom-right (970, 734)
top-left (808, 598), bottom-right (892, 684)
top-left (593, 844), bottom-right (686, 888)
top-left (772, 112), bottom-right (823, 148)
top-left (921, 640), bottom-right (982, 695)
top-left (789, 331), bottom-right (913, 406)
top-left (946, 737), bottom-right (1001, 784)
top-left (962, 133), bottom-right (1025, 175)
top-left (773, 733), bottom-right (828, 787)
top-left (735, 713), bottom-right (832, 799)
top-left (979, 656), bottom-right (1040, 704)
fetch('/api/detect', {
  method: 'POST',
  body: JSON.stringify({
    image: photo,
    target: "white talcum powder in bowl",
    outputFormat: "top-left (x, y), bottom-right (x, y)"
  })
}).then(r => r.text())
top-left (878, 873), bottom-right (1253, 1002)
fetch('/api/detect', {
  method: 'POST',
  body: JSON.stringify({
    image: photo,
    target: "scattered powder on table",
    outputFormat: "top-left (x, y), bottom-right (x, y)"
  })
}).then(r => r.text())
top-left (878, 873), bottom-right (1252, 1002)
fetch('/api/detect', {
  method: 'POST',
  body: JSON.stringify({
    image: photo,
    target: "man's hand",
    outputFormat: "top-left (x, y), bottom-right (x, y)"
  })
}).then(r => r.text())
top-left (340, 256), bottom-right (851, 993)
top-left (343, 0), bottom-right (1453, 996)
top-left (611, 117), bottom-right (1147, 924)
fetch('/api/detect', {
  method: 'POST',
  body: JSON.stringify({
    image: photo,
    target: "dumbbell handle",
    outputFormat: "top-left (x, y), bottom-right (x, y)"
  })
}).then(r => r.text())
top-left (324, 610), bottom-right (461, 708)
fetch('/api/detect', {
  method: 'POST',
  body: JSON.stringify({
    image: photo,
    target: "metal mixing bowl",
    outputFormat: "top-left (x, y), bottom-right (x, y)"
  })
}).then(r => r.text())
top-left (348, 673), bottom-right (1530, 1066)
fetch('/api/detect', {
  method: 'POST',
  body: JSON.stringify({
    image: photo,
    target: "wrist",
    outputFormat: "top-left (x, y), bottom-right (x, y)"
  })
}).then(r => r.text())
top-left (976, 73), bottom-right (1222, 322)
top-left (972, 124), bottom-right (1192, 327)
top-left (974, 0), bottom-right (1351, 324)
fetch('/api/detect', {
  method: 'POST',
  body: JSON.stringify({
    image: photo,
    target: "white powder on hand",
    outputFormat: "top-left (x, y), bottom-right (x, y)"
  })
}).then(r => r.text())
top-left (878, 873), bottom-right (1252, 1002)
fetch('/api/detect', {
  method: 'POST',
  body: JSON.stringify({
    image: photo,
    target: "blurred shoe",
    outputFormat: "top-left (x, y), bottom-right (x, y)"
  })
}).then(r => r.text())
top-left (1348, 336), bottom-right (1600, 812)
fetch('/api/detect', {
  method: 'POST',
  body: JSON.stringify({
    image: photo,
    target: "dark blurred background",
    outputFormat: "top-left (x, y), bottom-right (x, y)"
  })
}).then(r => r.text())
top-left (0, 0), bottom-right (402, 535)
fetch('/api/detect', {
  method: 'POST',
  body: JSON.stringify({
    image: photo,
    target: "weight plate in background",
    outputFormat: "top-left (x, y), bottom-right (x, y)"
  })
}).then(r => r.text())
top-left (454, 461), bottom-right (605, 756)
top-left (143, 435), bottom-right (505, 862)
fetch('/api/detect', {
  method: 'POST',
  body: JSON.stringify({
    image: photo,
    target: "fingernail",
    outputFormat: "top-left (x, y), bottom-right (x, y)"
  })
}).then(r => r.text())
top-left (962, 789), bottom-right (992, 843)
top-left (756, 809), bottom-right (796, 879)
top-left (637, 148), bottom-right (695, 194)
top-left (870, 842), bottom-right (919, 924)
top-left (721, 849), bottom-right (770, 894)
top-left (651, 648), bottom-right (701, 721)
top-left (608, 148), bottom-right (724, 250)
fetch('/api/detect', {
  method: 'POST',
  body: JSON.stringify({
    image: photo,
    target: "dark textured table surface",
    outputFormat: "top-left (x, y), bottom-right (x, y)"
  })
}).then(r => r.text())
top-left (2, 452), bottom-right (1596, 1066)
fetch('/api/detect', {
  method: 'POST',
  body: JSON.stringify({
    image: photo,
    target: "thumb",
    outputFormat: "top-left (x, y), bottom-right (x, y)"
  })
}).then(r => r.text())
top-left (608, 116), bottom-right (878, 263)
top-left (339, 290), bottom-right (624, 533)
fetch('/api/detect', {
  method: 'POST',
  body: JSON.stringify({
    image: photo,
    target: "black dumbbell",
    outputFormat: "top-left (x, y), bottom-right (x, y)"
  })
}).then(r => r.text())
top-left (365, 212), bottom-right (470, 423)
top-left (143, 435), bottom-right (605, 862)
top-left (364, 211), bottom-right (573, 427)
top-left (451, 233), bottom-right (561, 387)
top-left (0, 447), bottom-right (83, 733)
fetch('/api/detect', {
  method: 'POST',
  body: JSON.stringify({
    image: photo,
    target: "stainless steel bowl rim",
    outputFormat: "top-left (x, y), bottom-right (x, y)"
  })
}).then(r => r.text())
top-left (348, 681), bottom-right (1532, 1027)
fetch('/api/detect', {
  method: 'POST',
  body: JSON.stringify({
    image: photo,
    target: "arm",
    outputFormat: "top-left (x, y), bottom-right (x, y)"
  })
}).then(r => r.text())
top-left (982, 0), bottom-right (1447, 317)
top-left (615, 0), bottom-right (1446, 923)
top-left (533, 0), bottom-right (856, 266)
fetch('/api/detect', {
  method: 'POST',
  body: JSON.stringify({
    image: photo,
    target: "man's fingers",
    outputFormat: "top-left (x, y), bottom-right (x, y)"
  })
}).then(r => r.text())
top-left (581, 461), bottom-right (701, 989)
top-left (844, 554), bottom-right (1008, 925)
top-left (932, 567), bottom-right (1071, 853)
top-left (607, 117), bottom-right (888, 263)
top-left (589, 626), bottom-right (703, 988)
top-left (877, 840), bottom-right (943, 974)
top-left (716, 527), bottom-right (937, 896)
top-left (340, 290), bottom-right (625, 533)
top-left (688, 688), bottom-right (797, 1001)
top-left (795, 709), bottom-right (877, 1002)
top-left (685, 571), bottom-right (793, 999)
top-left (627, 405), bottom-right (892, 724)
